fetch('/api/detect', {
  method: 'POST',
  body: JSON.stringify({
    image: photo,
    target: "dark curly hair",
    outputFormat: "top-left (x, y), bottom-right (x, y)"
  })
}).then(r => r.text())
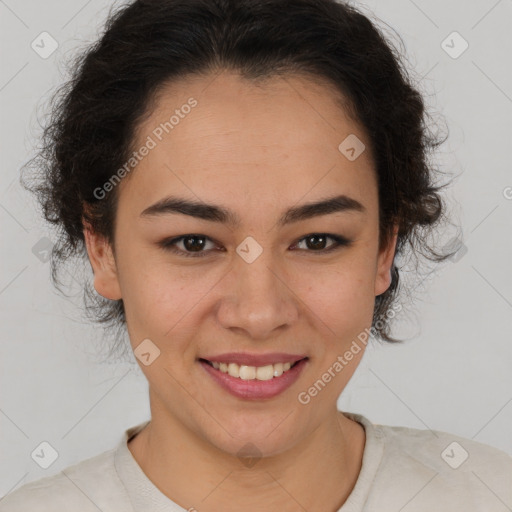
top-left (22, 0), bottom-right (457, 362)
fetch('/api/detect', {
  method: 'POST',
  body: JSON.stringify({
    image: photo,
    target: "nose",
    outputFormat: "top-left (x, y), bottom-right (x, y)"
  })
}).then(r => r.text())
top-left (215, 249), bottom-right (300, 341)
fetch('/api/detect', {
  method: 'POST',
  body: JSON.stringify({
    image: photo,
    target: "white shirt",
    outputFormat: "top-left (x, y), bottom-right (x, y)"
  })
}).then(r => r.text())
top-left (1, 412), bottom-right (511, 511)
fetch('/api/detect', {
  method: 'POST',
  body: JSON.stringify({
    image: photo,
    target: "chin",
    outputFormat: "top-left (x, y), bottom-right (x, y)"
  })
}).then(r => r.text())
top-left (199, 412), bottom-right (304, 460)
top-left (212, 432), bottom-right (296, 461)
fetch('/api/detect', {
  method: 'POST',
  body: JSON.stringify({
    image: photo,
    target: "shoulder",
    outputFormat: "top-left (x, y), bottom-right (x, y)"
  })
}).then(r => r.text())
top-left (370, 421), bottom-right (512, 511)
top-left (0, 447), bottom-right (131, 512)
top-left (379, 421), bottom-right (512, 474)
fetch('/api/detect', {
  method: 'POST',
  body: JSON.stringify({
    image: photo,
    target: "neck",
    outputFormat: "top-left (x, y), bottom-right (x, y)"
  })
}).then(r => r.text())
top-left (128, 400), bottom-right (365, 512)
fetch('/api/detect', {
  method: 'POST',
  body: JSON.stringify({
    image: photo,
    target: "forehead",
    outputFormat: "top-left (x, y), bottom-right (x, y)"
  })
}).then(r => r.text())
top-left (120, 71), bottom-right (377, 217)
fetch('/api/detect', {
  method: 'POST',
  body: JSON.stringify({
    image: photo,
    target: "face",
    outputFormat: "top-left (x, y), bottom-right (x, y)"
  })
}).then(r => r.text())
top-left (84, 71), bottom-right (397, 457)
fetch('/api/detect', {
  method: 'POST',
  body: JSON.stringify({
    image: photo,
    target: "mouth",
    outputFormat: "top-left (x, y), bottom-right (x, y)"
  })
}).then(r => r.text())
top-left (199, 358), bottom-right (306, 380)
top-left (198, 356), bottom-right (309, 400)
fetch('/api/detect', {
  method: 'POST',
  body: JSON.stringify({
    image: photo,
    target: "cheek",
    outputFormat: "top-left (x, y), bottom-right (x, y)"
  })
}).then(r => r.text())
top-left (114, 246), bottom-right (179, 336)
top-left (119, 252), bottom-right (224, 355)
top-left (302, 258), bottom-right (377, 340)
top-left (124, 272), bottom-right (192, 335)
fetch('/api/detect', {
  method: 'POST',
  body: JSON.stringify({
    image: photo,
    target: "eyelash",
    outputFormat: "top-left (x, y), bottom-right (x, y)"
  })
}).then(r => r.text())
top-left (158, 233), bottom-right (352, 258)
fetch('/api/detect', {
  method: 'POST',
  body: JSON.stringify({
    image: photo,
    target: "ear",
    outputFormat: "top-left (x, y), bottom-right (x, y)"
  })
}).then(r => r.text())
top-left (83, 220), bottom-right (122, 300)
top-left (374, 224), bottom-right (399, 296)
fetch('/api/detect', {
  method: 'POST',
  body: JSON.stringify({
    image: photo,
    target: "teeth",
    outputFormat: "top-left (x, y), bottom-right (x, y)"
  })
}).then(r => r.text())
top-left (273, 363), bottom-right (284, 377)
top-left (228, 362), bottom-right (239, 378)
top-left (255, 365), bottom-right (273, 381)
top-left (239, 365), bottom-right (256, 380)
top-left (210, 360), bottom-right (298, 380)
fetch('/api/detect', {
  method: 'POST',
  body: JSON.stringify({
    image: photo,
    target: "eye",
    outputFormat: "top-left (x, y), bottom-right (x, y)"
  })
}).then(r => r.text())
top-left (291, 233), bottom-right (352, 253)
top-left (158, 234), bottom-right (219, 258)
top-left (158, 233), bottom-right (351, 258)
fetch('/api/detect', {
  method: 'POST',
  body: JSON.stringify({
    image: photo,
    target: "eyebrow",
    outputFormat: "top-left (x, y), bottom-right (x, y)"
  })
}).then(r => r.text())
top-left (140, 194), bottom-right (366, 227)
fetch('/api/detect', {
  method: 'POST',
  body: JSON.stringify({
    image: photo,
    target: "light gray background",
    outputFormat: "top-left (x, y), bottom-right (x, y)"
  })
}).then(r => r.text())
top-left (1, 0), bottom-right (511, 498)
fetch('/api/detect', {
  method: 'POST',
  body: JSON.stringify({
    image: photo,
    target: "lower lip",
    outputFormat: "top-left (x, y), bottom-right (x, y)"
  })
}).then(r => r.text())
top-left (199, 359), bottom-right (308, 400)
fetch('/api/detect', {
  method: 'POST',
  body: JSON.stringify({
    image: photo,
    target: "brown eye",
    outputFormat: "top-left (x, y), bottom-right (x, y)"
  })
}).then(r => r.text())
top-left (181, 235), bottom-right (208, 252)
top-left (293, 233), bottom-right (351, 253)
top-left (159, 234), bottom-right (218, 257)
top-left (159, 232), bottom-right (351, 258)
top-left (303, 234), bottom-right (330, 250)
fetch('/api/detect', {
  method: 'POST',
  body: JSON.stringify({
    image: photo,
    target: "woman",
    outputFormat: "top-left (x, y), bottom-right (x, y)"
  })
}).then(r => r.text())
top-left (2, 0), bottom-right (510, 510)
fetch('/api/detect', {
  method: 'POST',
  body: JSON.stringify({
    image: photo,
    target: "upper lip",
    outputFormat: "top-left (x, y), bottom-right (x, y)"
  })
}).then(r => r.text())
top-left (200, 352), bottom-right (308, 367)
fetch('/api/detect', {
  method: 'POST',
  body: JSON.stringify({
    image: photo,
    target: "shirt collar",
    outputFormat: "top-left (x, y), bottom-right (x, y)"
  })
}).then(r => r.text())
top-left (113, 412), bottom-right (384, 512)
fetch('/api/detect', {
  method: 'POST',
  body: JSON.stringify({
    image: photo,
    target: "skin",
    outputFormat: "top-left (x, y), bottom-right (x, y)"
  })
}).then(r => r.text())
top-left (83, 70), bottom-right (398, 511)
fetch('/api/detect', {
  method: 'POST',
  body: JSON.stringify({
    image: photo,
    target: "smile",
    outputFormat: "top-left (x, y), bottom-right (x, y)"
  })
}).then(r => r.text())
top-left (202, 360), bottom-right (298, 380)
top-left (198, 356), bottom-right (309, 400)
